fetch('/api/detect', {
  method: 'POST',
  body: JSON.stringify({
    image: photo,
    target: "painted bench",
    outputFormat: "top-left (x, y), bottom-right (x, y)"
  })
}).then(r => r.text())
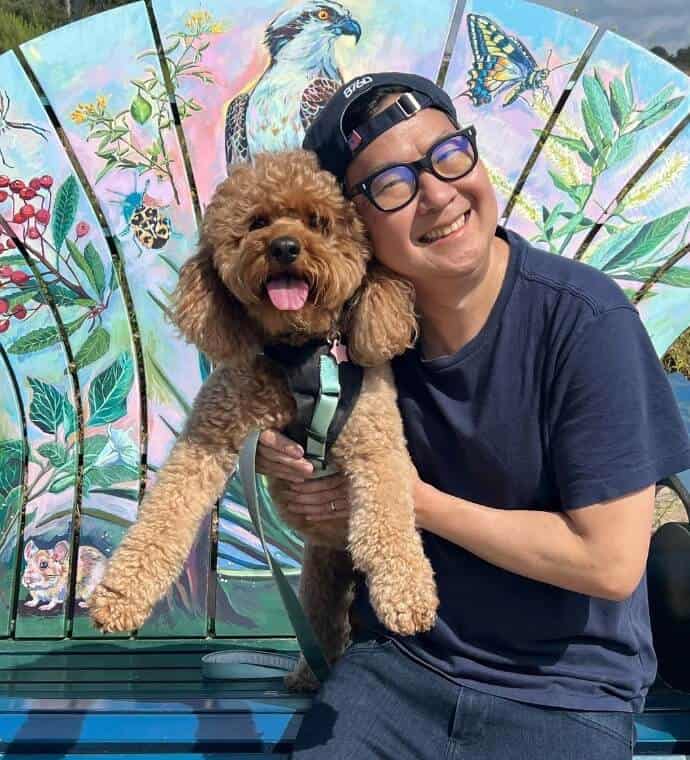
top-left (1, 0), bottom-right (690, 756)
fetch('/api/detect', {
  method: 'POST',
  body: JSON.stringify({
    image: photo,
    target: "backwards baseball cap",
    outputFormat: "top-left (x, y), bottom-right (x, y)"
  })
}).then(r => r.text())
top-left (303, 71), bottom-right (458, 183)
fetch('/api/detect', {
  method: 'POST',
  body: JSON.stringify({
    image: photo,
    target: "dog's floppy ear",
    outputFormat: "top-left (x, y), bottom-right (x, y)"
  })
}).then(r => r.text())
top-left (172, 244), bottom-right (256, 366)
top-left (346, 262), bottom-right (418, 367)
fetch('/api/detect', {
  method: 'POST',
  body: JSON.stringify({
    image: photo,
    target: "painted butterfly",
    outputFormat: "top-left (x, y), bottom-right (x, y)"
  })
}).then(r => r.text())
top-left (459, 14), bottom-right (574, 108)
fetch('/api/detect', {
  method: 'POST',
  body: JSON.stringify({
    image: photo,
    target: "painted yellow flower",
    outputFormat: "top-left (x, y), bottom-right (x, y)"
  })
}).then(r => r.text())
top-left (544, 138), bottom-right (588, 187)
top-left (96, 95), bottom-right (108, 111)
top-left (71, 108), bottom-right (86, 124)
top-left (621, 152), bottom-right (689, 211)
top-left (185, 10), bottom-right (212, 31)
top-left (210, 22), bottom-right (225, 34)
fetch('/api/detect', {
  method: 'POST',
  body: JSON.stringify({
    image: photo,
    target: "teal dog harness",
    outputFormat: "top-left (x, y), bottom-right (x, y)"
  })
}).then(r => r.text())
top-left (262, 337), bottom-right (364, 473)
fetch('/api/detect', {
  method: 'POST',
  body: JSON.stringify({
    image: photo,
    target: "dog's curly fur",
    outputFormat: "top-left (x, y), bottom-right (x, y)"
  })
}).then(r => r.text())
top-left (87, 150), bottom-right (438, 690)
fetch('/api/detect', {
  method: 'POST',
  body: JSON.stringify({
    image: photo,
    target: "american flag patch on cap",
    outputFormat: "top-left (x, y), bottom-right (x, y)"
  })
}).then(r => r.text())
top-left (347, 129), bottom-right (363, 151)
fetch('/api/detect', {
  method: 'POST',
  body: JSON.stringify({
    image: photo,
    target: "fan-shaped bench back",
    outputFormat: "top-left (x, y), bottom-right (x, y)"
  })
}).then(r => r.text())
top-left (0, 0), bottom-right (688, 642)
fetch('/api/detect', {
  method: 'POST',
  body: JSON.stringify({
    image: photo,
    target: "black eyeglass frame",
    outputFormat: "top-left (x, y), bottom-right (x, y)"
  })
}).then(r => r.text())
top-left (344, 125), bottom-right (478, 213)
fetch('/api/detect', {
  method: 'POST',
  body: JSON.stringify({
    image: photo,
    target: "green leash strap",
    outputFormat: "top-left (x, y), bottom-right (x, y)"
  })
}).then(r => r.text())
top-left (239, 428), bottom-right (331, 681)
top-left (305, 353), bottom-right (341, 470)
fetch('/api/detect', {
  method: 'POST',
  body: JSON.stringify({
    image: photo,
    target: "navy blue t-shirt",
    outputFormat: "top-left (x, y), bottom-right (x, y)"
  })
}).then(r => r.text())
top-left (351, 227), bottom-right (690, 712)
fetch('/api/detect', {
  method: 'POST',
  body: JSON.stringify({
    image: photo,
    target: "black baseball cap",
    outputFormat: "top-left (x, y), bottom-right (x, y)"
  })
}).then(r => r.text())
top-left (303, 71), bottom-right (458, 183)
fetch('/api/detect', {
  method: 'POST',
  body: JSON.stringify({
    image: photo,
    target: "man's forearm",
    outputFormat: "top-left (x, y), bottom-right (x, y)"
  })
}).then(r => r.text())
top-left (414, 480), bottom-right (626, 600)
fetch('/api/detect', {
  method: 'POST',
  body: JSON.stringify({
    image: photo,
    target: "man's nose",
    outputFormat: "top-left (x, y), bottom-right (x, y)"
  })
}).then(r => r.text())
top-left (417, 171), bottom-right (457, 213)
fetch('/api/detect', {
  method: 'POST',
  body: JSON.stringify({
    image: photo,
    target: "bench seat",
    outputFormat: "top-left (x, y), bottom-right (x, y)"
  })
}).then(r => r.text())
top-left (2, 637), bottom-right (690, 758)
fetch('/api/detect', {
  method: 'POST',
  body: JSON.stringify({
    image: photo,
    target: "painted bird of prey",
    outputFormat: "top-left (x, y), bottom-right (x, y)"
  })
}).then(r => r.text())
top-left (224, 0), bottom-right (361, 169)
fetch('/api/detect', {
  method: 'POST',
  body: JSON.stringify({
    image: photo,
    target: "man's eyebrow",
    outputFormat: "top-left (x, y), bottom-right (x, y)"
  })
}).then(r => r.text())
top-left (361, 128), bottom-right (459, 177)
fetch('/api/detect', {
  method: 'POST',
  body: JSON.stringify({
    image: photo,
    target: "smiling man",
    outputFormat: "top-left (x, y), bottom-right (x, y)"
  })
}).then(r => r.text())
top-left (257, 72), bottom-right (690, 759)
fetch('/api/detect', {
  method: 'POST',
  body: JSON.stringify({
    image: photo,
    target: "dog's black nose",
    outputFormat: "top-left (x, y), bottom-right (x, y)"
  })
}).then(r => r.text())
top-left (269, 236), bottom-right (300, 264)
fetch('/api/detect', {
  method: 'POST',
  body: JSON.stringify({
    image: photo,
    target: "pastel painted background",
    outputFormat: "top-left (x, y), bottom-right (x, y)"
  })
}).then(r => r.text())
top-left (444, 0), bottom-right (597, 213)
top-left (0, 0), bottom-right (689, 647)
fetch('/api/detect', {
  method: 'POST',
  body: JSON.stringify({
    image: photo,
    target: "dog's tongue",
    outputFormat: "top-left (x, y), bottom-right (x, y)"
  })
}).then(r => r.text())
top-left (266, 277), bottom-right (309, 311)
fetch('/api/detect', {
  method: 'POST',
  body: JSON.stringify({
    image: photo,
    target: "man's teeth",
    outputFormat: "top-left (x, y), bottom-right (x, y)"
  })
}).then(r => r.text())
top-left (421, 212), bottom-right (468, 243)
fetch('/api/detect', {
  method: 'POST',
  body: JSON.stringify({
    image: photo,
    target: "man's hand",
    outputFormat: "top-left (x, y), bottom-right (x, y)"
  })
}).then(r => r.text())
top-left (257, 429), bottom-right (351, 548)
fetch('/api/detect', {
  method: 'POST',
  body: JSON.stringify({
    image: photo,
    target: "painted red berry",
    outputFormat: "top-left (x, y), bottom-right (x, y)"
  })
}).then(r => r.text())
top-left (0, 266), bottom-right (12, 277)
top-left (12, 213), bottom-right (25, 224)
top-left (10, 180), bottom-right (24, 193)
top-left (10, 270), bottom-right (29, 284)
top-left (0, 299), bottom-right (8, 314)
top-left (76, 221), bottom-right (90, 238)
top-left (35, 209), bottom-right (50, 225)
top-left (21, 204), bottom-right (35, 218)
top-left (39, 175), bottom-right (54, 188)
top-left (27, 227), bottom-right (41, 239)
top-left (0, 320), bottom-right (9, 333)
top-left (5, 238), bottom-right (15, 249)
top-left (29, 178), bottom-right (41, 191)
top-left (11, 304), bottom-right (26, 319)
top-left (19, 188), bottom-right (36, 201)
top-left (0, 243), bottom-right (4, 253)
top-left (0, 191), bottom-right (8, 202)
top-left (0, 176), bottom-right (9, 188)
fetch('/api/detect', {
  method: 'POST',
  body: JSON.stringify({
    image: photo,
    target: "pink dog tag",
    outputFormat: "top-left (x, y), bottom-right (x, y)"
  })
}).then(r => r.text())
top-left (329, 340), bottom-right (349, 364)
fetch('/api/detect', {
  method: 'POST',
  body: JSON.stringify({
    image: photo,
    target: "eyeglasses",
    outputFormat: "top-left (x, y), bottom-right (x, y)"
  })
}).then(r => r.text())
top-left (345, 126), bottom-right (478, 213)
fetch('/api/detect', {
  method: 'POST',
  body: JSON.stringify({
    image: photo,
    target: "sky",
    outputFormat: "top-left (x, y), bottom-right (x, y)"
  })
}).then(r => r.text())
top-left (536, 0), bottom-right (689, 54)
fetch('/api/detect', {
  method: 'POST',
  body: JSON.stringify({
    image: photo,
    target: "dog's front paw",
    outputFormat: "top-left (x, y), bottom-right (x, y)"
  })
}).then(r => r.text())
top-left (368, 562), bottom-right (439, 636)
top-left (88, 582), bottom-right (152, 633)
top-left (284, 656), bottom-right (320, 693)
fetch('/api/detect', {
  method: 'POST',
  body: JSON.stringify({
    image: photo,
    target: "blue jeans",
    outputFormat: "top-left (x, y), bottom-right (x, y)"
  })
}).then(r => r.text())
top-left (291, 636), bottom-right (636, 759)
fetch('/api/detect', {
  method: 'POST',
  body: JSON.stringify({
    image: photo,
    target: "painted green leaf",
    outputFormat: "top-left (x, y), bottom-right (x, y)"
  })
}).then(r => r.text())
top-left (95, 158), bottom-right (118, 185)
top-left (639, 84), bottom-right (676, 119)
top-left (37, 442), bottom-right (68, 467)
top-left (0, 440), bottom-right (23, 498)
top-left (1, 484), bottom-right (23, 516)
top-left (581, 98), bottom-right (605, 154)
top-left (83, 463), bottom-right (139, 492)
top-left (548, 133), bottom-right (594, 165)
top-left (62, 397), bottom-right (77, 439)
top-left (74, 326), bottom-right (110, 370)
top-left (583, 73), bottom-right (615, 145)
top-left (48, 471), bottom-right (75, 494)
top-left (7, 313), bottom-right (89, 354)
top-left (585, 224), bottom-right (644, 271)
top-left (130, 93), bottom-right (153, 125)
top-left (607, 133), bottom-right (636, 167)
top-left (624, 65), bottom-right (635, 106)
top-left (636, 97), bottom-right (684, 131)
top-left (616, 266), bottom-right (690, 287)
top-left (51, 175), bottom-right (79, 254)
top-left (609, 78), bottom-right (632, 128)
top-left (2, 286), bottom-right (40, 308)
top-left (66, 239), bottom-right (96, 295)
top-left (27, 377), bottom-right (65, 434)
top-left (604, 206), bottom-right (690, 272)
top-left (87, 353), bottom-right (134, 426)
top-left (84, 243), bottom-right (106, 299)
top-left (547, 170), bottom-right (590, 209)
top-left (33, 283), bottom-right (86, 307)
top-left (83, 435), bottom-right (109, 467)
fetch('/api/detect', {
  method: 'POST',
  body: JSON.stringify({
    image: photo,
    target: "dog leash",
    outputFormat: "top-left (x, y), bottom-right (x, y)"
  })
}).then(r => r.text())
top-left (202, 428), bottom-right (331, 683)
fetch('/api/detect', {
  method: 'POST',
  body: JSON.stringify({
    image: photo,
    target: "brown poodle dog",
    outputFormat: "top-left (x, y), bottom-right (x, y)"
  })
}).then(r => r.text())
top-left (87, 150), bottom-right (438, 689)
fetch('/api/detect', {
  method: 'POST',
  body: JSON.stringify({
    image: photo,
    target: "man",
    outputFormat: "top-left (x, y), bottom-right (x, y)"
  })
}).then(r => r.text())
top-left (257, 72), bottom-right (690, 759)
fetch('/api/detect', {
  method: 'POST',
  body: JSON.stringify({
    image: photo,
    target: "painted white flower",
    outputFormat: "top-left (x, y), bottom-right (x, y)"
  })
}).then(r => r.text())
top-left (93, 426), bottom-right (139, 469)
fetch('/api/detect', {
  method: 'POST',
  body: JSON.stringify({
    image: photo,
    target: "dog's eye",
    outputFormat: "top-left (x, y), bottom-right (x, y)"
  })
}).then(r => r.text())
top-left (249, 215), bottom-right (268, 231)
top-left (308, 213), bottom-right (330, 234)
